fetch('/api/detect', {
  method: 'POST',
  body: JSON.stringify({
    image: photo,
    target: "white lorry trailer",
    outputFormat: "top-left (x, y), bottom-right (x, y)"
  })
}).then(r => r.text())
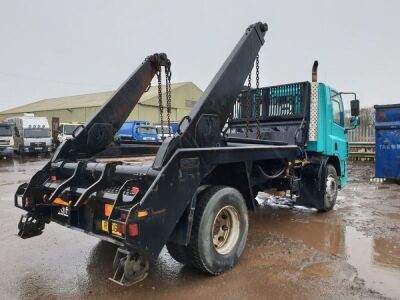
top-left (56, 123), bottom-right (83, 146)
top-left (6, 114), bottom-right (52, 154)
top-left (0, 123), bottom-right (15, 157)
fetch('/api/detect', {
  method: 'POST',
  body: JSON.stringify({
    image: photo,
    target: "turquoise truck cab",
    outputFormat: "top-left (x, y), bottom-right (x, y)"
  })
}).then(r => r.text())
top-left (306, 83), bottom-right (349, 188)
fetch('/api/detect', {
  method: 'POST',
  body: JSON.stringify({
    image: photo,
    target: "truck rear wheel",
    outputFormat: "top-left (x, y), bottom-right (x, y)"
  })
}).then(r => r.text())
top-left (187, 186), bottom-right (248, 275)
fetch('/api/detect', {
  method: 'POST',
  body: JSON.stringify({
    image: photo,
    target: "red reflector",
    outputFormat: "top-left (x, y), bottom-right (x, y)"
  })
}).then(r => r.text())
top-left (117, 223), bottom-right (126, 234)
top-left (128, 224), bottom-right (138, 236)
top-left (131, 187), bottom-right (140, 194)
top-left (50, 175), bottom-right (57, 182)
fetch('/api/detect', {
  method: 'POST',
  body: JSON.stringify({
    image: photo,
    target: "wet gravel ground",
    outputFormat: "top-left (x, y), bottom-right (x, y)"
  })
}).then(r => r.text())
top-left (0, 157), bottom-right (399, 299)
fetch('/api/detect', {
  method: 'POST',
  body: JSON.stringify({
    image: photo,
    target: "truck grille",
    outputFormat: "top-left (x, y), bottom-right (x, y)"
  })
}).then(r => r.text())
top-left (0, 139), bottom-right (10, 145)
top-left (30, 142), bottom-right (46, 147)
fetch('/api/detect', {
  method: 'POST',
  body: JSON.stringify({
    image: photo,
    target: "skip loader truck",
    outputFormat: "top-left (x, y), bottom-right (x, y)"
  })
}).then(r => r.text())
top-left (15, 22), bottom-right (360, 286)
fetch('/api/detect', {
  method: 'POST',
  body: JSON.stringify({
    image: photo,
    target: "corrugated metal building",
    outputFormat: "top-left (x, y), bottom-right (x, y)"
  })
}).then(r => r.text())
top-left (0, 82), bottom-right (202, 131)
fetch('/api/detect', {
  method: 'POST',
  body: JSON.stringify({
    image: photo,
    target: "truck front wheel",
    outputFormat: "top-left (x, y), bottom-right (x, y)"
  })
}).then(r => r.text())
top-left (187, 186), bottom-right (248, 275)
top-left (320, 164), bottom-right (339, 212)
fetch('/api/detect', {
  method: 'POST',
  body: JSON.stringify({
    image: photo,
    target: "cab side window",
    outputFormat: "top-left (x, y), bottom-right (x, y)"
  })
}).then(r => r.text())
top-left (331, 92), bottom-right (344, 126)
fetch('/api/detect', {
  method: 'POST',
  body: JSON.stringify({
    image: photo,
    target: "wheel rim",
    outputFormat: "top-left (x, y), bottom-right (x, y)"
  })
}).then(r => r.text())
top-left (212, 205), bottom-right (240, 255)
top-left (325, 174), bottom-right (338, 205)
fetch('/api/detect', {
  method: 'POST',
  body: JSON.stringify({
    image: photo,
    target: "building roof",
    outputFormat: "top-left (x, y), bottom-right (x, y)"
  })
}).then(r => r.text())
top-left (0, 82), bottom-right (192, 114)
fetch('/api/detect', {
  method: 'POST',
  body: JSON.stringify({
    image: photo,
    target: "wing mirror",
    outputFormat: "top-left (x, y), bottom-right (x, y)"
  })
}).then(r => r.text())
top-left (337, 92), bottom-right (360, 132)
top-left (350, 99), bottom-right (360, 117)
top-left (338, 92), bottom-right (360, 117)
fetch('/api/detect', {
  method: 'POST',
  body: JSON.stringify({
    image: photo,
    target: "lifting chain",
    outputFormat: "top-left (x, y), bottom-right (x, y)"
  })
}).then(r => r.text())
top-left (245, 73), bottom-right (252, 138)
top-left (165, 66), bottom-right (172, 135)
top-left (157, 65), bottom-right (173, 137)
top-left (255, 55), bottom-right (261, 139)
top-left (156, 69), bottom-right (164, 136)
top-left (244, 55), bottom-right (261, 139)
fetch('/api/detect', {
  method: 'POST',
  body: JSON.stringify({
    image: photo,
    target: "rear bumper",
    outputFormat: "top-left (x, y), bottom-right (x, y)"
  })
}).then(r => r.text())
top-left (14, 182), bottom-right (143, 251)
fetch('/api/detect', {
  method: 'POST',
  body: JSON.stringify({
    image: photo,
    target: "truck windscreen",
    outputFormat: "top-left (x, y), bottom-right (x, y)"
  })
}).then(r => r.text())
top-left (156, 127), bottom-right (173, 134)
top-left (64, 125), bottom-right (80, 135)
top-left (137, 127), bottom-right (157, 135)
top-left (24, 128), bottom-right (50, 138)
top-left (0, 126), bottom-right (11, 137)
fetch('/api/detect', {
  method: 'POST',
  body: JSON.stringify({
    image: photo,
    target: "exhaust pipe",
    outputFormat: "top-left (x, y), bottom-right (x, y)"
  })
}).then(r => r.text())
top-left (309, 60), bottom-right (319, 142)
top-left (312, 60), bottom-right (318, 82)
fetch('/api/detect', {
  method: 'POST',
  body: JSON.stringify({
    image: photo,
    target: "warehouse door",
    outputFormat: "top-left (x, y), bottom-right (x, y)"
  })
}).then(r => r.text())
top-left (51, 117), bottom-right (59, 141)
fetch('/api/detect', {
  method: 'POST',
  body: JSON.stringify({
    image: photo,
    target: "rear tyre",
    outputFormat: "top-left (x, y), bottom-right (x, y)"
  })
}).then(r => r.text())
top-left (187, 186), bottom-right (248, 275)
top-left (319, 164), bottom-right (339, 212)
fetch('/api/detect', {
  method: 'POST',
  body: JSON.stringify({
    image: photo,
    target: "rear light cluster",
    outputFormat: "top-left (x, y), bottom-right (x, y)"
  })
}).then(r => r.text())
top-left (104, 204), bottom-right (128, 221)
top-left (102, 186), bottom-right (143, 237)
top-left (112, 222), bottom-right (139, 237)
top-left (103, 202), bottom-right (141, 237)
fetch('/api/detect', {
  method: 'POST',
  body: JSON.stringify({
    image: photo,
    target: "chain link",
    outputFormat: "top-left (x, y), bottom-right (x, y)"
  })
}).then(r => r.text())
top-left (255, 55), bottom-right (261, 139)
top-left (165, 66), bottom-right (172, 135)
top-left (156, 69), bottom-right (164, 136)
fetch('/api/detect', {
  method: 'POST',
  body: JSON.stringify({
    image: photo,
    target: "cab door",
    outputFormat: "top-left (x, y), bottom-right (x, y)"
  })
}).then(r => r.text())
top-left (329, 89), bottom-right (347, 183)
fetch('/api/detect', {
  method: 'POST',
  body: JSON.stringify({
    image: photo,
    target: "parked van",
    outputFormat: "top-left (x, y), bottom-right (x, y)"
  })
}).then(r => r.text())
top-left (0, 123), bottom-right (15, 157)
top-left (56, 122), bottom-right (83, 145)
top-left (118, 120), bottom-right (158, 142)
top-left (6, 114), bottom-right (52, 154)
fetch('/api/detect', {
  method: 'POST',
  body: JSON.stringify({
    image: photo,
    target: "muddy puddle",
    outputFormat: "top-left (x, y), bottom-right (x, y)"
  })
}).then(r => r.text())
top-left (255, 194), bottom-right (400, 299)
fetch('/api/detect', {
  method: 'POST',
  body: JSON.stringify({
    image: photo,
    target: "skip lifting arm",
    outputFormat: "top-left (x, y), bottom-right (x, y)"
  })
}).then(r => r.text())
top-left (16, 53), bottom-right (171, 230)
top-left (153, 22), bottom-right (268, 168)
top-left (53, 53), bottom-right (171, 161)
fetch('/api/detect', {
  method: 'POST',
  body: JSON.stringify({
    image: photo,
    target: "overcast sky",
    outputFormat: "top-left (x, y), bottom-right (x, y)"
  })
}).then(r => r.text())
top-left (0, 0), bottom-right (399, 111)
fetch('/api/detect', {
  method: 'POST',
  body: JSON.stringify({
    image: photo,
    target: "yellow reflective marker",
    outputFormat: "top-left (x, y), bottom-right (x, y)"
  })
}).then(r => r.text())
top-left (137, 210), bottom-right (149, 218)
top-left (53, 198), bottom-right (69, 206)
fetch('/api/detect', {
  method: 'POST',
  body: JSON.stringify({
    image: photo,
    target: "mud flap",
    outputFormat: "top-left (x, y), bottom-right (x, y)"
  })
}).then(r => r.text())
top-left (18, 213), bottom-right (45, 239)
top-left (297, 162), bottom-right (327, 210)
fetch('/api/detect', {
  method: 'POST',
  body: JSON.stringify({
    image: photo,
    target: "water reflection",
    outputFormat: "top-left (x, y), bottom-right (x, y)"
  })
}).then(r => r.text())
top-left (346, 227), bottom-right (400, 299)
top-left (373, 238), bottom-right (400, 269)
top-left (257, 194), bottom-right (400, 299)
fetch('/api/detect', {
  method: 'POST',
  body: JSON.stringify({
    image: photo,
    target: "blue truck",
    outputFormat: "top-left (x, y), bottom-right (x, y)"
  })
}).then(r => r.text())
top-left (117, 120), bottom-right (158, 142)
